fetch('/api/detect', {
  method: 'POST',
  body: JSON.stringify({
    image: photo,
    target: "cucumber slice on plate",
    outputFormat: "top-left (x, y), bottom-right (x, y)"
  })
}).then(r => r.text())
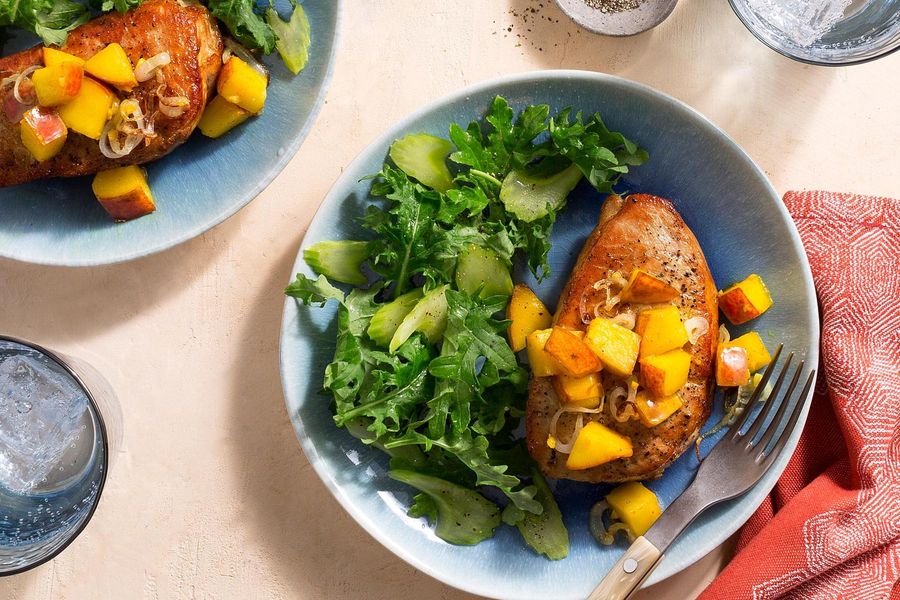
top-left (367, 288), bottom-right (424, 347)
top-left (455, 244), bottom-right (513, 298)
top-left (304, 240), bottom-right (370, 286)
top-left (499, 163), bottom-right (582, 222)
top-left (389, 284), bottom-right (449, 352)
top-left (389, 133), bottom-right (454, 192)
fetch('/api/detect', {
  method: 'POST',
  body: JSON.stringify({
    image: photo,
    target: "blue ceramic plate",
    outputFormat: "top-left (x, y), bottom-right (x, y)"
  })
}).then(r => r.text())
top-left (280, 71), bottom-right (819, 600)
top-left (0, 0), bottom-right (340, 266)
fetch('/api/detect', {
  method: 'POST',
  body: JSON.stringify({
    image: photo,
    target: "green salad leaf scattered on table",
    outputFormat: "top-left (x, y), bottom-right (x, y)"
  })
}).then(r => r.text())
top-left (286, 96), bottom-right (647, 558)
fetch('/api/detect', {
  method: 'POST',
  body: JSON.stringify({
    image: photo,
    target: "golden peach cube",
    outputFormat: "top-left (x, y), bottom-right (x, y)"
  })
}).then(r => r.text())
top-left (42, 47), bottom-right (85, 68)
top-left (639, 348), bottom-right (691, 398)
top-left (84, 43), bottom-right (137, 91)
top-left (544, 326), bottom-right (602, 378)
top-left (620, 268), bottom-right (680, 304)
top-left (716, 345), bottom-right (751, 387)
top-left (606, 482), bottom-right (662, 536)
top-left (91, 166), bottom-right (156, 222)
top-left (718, 274), bottom-right (773, 325)
top-left (552, 372), bottom-right (603, 409)
top-left (31, 61), bottom-right (83, 107)
top-left (198, 95), bottom-right (252, 138)
top-left (635, 304), bottom-right (689, 358)
top-left (526, 328), bottom-right (561, 377)
top-left (217, 56), bottom-right (267, 114)
top-left (57, 77), bottom-right (115, 140)
top-left (722, 331), bottom-right (772, 373)
top-left (584, 317), bottom-right (641, 378)
top-left (19, 106), bottom-right (67, 162)
top-left (565, 422), bottom-right (633, 470)
top-left (506, 284), bottom-right (552, 352)
top-left (634, 390), bottom-right (683, 427)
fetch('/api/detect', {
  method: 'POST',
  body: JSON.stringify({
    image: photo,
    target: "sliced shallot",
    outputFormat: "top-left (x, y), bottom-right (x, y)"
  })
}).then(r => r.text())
top-left (589, 501), bottom-right (636, 545)
top-left (158, 95), bottom-right (189, 118)
top-left (718, 324), bottom-right (731, 345)
top-left (547, 404), bottom-right (603, 455)
top-left (2, 66), bottom-right (39, 105)
top-left (608, 382), bottom-right (638, 423)
top-left (581, 272), bottom-right (627, 322)
top-left (685, 316), bottom-right (710, 345)
top-left (134, 52), bottom-right (171, 82)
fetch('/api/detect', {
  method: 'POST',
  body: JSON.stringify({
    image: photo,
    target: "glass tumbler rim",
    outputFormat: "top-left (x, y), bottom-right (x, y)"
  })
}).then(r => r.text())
top-left (0, 334), bottom-right (110, 577)
top-left (727, 0), bottom-right (900, 66)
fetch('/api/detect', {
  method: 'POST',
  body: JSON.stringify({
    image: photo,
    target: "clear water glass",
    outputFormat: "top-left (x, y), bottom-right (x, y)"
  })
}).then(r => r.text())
top-left (0, 337), bottom-right (111, 575)
top-left (729, 0), bottom-right (900, 65)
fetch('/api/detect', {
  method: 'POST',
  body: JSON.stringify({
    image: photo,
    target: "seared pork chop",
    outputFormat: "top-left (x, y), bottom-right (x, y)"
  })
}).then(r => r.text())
top-left (0, 0), bottom-right (222, 187)
top-left (526, 194), bottom-right (718, 482)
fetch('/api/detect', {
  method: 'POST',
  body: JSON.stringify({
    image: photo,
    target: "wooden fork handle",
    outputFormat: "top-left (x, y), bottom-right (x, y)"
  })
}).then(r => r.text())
top-left (587, 536), bottom-right (662, 600)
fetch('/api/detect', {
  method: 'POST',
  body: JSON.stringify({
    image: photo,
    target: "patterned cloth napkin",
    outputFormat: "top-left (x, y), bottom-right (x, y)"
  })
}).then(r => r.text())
top-left (699, 191), bottom-right (900, 600)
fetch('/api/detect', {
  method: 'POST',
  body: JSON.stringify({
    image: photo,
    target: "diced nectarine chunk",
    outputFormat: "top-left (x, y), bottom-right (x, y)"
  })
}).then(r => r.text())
top-left (57, 77), bottom-right (115, 140)
top-left (42, 47), bottom-right (84, 68)
top-left (84, 43), bottom-right (137, 91)
top-left (92, 166), bottom-right (155, 222)
top-left (635, 305), bottom-right (688, 358)
top-left (584, 318), bottom-right (641, 378)
top-left (719, 274), bottom-right (773, 325)
top-left (545, 326), bottom-right (602, 378)
top-left (716, 345), bottom-right (750, 386)
top-left (606, 482), bottom-right (662, 536)
top-left (217, 57), bottom-right (267, 114)
top-left (506, 284), bottom-right (553, 352)
top-left (634, 390), bottom-right (683, 427)
top-left (526, 329), bottom-right (561, 377)
top-left (19, 106), bottom-right (67, 162)
top-left (32, 61), bottom-right (83, 107)
top-left (553, 372), bottom-right (603, 409)
top-left (620, 269), bottom-right (680, 303)
top-left (723, 332), bottom-right (772, 373)
top-left (566, 422), bottom-right (633, 470)
top-left (198, 95), bottom-right (252, 139)
top-left (639, 349), bottom-right (691, 397)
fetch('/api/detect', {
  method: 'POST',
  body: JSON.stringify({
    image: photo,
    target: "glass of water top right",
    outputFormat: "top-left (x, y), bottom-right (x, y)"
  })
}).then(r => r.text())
top-left (729, 0), bottom-right (900, 65)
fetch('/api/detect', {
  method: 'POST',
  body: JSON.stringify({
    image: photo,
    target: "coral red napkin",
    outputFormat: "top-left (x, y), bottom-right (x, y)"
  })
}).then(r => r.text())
top-left (699, 191), bottom-right (900, 600)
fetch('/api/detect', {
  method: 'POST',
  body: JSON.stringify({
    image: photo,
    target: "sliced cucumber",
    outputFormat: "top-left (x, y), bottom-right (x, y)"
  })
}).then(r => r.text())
top-left (389, 133), bottom-right (454, 192)
top-left (499, 163), bottom-right (582, 222)
top-left (367, 288), bottom-right (424, 347)
top-left (455, 244), bottom-right (513, 298)
top-left (304, 240), bottom-right (370, 286)
top-left (389, 284), bottom-right (449, 352)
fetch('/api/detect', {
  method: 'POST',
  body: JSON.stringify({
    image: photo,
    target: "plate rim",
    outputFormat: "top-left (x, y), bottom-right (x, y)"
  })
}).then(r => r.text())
top-left (278, 69), bottom-right (821, 598)
top-left (0, 0), bottom-right (344, 268)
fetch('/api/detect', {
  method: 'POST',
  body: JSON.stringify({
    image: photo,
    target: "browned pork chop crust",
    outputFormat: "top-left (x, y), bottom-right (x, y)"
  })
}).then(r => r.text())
top-left (526, 194), bottom-right (718, 482)
top-left (0, 0), bottom-right (222, 187)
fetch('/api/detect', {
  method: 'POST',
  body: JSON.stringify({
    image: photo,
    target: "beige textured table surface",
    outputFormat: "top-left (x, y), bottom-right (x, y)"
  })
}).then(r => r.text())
top-left (1, 1), bottom-right (898, 599)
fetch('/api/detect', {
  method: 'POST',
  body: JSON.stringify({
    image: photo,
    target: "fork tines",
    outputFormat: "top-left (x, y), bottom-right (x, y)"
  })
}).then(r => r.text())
top-left (729, 344), bottom-right (816, 465)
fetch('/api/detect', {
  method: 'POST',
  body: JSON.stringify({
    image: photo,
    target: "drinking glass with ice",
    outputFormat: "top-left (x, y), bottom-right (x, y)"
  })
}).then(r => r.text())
top-left (730, 0), bottom-right (900, 64)
top-left (0, 337), bottom-right (111, 575)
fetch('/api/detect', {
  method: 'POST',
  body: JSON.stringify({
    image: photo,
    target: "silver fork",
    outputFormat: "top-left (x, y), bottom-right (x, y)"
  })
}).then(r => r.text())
top-left (588, 345), bottom-right (815, 600)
